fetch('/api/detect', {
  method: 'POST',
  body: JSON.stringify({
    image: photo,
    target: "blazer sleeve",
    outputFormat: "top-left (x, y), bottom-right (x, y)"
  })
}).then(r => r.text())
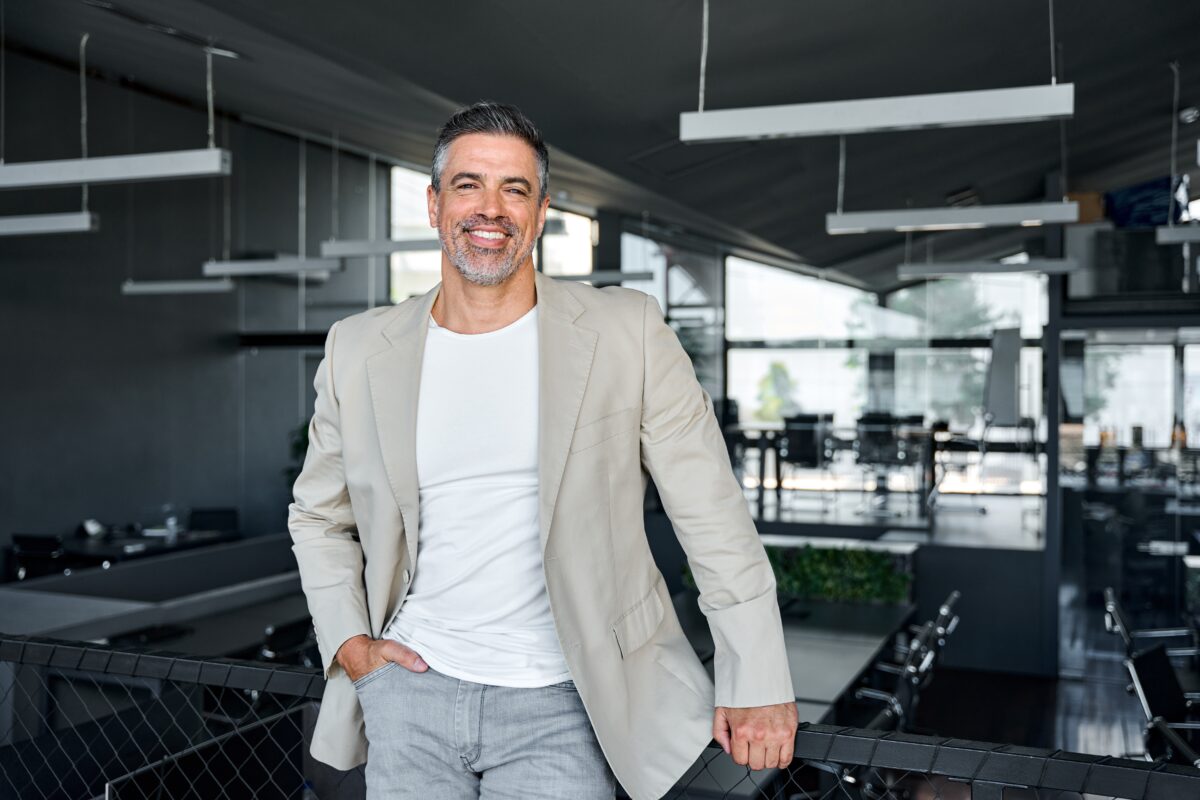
top-left (287, 319), bottom-right (372, 679)
top-left (638, 294), bottom-right (794, 708)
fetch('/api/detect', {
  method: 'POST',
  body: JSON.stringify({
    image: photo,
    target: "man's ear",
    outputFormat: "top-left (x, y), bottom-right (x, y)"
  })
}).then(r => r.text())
top-left (427, 184), bottom-right (438, 228)
top-left (535, 194), bottom-right (550, 238)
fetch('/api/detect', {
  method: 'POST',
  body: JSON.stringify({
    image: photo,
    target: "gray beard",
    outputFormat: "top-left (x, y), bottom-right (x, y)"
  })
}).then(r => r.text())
top-left (439, 224), bottom-right (533, 287)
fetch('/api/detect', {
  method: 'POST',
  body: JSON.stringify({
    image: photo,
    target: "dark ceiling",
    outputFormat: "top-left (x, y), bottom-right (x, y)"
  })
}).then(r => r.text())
top-left (9, 0), bottom-right (1200, 290)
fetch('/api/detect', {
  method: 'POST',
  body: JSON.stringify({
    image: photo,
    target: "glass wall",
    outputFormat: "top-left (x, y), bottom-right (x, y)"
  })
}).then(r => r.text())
top-left (1058, 327), bottom-right (1196, 676)
top-left (725, 256), bottom-right (1047, 544)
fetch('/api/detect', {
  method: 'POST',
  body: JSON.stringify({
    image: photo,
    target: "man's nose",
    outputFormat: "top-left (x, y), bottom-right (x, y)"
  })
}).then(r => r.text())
top-left (474, 187), bottom-right (505, 219)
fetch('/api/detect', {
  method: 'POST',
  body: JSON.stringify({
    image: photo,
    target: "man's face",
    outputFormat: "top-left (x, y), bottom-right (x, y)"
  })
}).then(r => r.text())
top-left (428, 133), bottom-right (549, 287)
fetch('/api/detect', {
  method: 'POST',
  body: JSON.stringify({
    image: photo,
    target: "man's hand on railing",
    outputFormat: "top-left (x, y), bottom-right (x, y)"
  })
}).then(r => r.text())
top-left (712, 701), bottom-right (798, 771)
top-left (335, 635), bottom-right (428, 681)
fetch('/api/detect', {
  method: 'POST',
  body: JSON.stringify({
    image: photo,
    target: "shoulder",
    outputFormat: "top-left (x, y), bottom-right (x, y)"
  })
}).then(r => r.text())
top-left (547, 276), bottom-right (654, 325)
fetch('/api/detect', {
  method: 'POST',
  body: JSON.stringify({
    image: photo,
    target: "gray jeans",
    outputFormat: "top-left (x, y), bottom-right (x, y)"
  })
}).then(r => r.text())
top-left (354, 662), bottom-right (616, 799)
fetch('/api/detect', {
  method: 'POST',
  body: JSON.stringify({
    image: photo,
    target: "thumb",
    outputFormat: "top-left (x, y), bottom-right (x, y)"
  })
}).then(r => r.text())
top-left (380, 640), bottom-right (428, 672)
top-left (712, 707), bottom-right (732, 755)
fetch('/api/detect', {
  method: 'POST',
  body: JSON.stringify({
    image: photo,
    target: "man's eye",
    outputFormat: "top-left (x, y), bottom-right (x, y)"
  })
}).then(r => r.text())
top-left (456, 183), bottom-right (477, 190)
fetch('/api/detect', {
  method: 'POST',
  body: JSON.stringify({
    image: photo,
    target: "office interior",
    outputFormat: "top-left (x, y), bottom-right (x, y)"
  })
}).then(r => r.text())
top-left (2, 2), bottom-right (1200, 798)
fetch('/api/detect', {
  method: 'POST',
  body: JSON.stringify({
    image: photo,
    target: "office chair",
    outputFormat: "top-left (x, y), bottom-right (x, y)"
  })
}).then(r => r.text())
top-left (259, 618), bottom-right (320, 667)
top-left (1148, 716), bottom-right (1200, 768)
top-left (1126, 644), bottom-right (1200, 755)
top-left (853, 412), bottom-right (918, 517)
top-left (856, 591), bottom-right (961, 733)
top-left (1104, 587), bottom-right (1200, 694)
top-left (777, 413), bottom-right (834, 513)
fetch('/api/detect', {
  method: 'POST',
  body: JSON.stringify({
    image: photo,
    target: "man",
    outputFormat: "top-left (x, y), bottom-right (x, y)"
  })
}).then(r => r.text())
top-left (289, 102), bottom-right (796, 800)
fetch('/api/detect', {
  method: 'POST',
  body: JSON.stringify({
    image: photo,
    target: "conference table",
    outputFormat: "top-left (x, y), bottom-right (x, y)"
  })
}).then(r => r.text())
top-left (727, 421), bottom-right (936, 520)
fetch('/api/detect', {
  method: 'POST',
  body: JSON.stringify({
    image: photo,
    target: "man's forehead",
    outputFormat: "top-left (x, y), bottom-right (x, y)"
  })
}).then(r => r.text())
top-left (444, 133), bottom-right (538, 173)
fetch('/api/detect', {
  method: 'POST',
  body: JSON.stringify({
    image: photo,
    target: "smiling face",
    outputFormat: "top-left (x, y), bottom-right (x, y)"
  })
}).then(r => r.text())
top-left (428, 133), bottom-right (549, 287)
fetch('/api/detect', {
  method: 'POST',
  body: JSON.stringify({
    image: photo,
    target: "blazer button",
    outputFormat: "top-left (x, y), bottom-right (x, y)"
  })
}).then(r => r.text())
top-left (402, 569), bottom-right (411, 584)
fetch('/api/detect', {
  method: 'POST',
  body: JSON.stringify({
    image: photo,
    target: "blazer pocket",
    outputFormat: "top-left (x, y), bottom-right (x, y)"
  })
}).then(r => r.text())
top-left (570, 406), bottom-right (640, 454)
top-left (612, 577), bottom-right (665, 658)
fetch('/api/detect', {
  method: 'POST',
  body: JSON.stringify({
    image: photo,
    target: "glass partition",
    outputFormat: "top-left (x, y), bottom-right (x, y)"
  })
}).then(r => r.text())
top-left (725, 256), bottom-right (1046, 547)
top-left (1058, 327), bottom-right (1195, 677)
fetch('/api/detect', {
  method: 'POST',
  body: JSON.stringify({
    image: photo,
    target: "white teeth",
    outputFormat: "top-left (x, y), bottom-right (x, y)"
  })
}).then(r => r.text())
top-left (469, 230), bottom-right (507, 239)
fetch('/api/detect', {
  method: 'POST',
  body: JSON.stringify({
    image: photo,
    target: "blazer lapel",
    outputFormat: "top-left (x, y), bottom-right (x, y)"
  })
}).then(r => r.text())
top-left (366, 283), bottom-right (440, 567)
top-left (536, 271), bottom-right (597, 554)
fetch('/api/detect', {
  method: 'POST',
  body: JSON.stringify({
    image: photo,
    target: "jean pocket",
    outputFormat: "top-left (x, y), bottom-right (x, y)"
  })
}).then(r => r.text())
top-left (352, 661), bottom-right (396, 691)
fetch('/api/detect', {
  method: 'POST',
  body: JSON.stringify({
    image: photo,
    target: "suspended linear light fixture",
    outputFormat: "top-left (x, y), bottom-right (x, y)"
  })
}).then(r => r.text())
top-left (0, 211), bottom-right (98, 236)
top-left (202, 255), bottom-right (339, 278)
top-left (827, 202), bottom-right (1079, 234)
top-left (898, 258), bottom-right (1079, 281)
top-left (320, 237), bottom-right (440, 257)
top-left (0, 33), bottom-right (103, 235)
top-left (121, 278), bottom-right (234, 294)
top-left (825, 2), bottom-right (1079, 237)
top-left (681, 84), bottom-right (1075, 143)
top-left (0, 149), bottom-right (229, 189)
top-left (0, 40), bottom-right (230, 189)
top-left (556, 271), bottom-right (654, 285)
top-left (678, 0), bottom-right (1072, 143)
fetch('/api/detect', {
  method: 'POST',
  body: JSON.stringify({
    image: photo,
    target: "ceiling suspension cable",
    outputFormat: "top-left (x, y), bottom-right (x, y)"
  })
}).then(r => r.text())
top-left (697, 0), bottom-right (709, 112)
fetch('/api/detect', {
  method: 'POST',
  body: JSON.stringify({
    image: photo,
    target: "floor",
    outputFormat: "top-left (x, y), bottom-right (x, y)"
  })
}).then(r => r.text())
top-left (915, 587), bottom-right (1149, 760)
top-left (745, 486), bottom-right (1045, 551)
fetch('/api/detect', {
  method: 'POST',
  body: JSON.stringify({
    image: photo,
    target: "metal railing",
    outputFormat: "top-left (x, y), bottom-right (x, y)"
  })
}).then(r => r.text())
top-left (2, 633), bottom-right (1199, 799)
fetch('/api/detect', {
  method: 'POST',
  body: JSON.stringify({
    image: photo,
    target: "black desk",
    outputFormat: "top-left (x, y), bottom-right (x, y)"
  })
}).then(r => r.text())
top-left (62, 529), bottom-right (240, 563)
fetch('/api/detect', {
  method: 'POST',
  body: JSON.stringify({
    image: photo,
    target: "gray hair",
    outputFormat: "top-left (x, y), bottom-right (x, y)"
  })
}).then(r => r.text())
top-left (431, 102), bottom-right (550, 201)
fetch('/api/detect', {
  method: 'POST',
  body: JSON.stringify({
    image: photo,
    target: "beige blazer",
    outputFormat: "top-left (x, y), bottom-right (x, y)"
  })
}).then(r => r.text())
top-left (288, 271), bottom-right (793, 800)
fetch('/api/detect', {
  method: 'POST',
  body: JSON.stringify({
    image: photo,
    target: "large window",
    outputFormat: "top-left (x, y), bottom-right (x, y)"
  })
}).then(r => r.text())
top-left (885, 272), bottom-right (1047, 339)
top-left (539, 209), bottom-right (593, 277)
top-left (389, 165), bottom-right (441, 303)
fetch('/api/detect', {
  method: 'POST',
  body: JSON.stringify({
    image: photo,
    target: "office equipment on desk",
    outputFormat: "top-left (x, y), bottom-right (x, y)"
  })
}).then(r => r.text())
top-left (6, 526), bottom-right (243, 581)
top-left (777, 412), bottom-right (834, 512)
top-left (7, 533), bottom-right (94, 581)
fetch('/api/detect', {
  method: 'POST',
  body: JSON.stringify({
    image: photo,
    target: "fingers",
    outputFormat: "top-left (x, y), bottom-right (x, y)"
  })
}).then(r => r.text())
top-left (778, 740), bottom-right (794, 768)
top-left (379, 639), bottom-right (428, 672)
top-left (712, 708), bottom-right (732, 755)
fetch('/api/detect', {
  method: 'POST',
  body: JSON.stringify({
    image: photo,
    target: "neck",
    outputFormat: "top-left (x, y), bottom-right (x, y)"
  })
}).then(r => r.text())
top-left (432, 260), bottom-right (537, 334)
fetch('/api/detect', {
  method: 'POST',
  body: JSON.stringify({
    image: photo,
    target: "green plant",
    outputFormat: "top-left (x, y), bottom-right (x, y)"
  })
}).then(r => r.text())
top-left (683, 544), bottom-right (911, 605)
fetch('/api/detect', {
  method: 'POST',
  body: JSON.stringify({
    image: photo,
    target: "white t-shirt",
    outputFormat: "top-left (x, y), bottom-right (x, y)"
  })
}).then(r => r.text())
top-left (383, 305), bottom-right (570, 687)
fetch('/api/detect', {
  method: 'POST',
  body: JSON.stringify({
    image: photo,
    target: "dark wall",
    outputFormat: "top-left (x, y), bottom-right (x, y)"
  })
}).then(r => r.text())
top-left (0, 52), bottom-right (392, 545)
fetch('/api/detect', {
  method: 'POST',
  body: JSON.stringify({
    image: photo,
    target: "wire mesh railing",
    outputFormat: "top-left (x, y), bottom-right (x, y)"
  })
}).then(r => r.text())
top-left (2, 633), bottom-right (1200, 799)
top-left (0, 634), bottom-right (361, 799)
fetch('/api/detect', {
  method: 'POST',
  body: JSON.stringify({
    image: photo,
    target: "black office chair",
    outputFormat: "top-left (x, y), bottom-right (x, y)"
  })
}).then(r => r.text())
top-left (1148, 716), bottom-right (1200, 768)
top-left (259, 618), bottom-right (319, 668)
top-left (778, 413), bottom-right (833, 512)
top-left (856, 591), bottom-right (962, 733)
top-left (1127, 644), bottom-right (1200, 755)
top-left (1104, 586), bottom-right (1200, 694)
top-left (854, 412), bottom-right (917, 516)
